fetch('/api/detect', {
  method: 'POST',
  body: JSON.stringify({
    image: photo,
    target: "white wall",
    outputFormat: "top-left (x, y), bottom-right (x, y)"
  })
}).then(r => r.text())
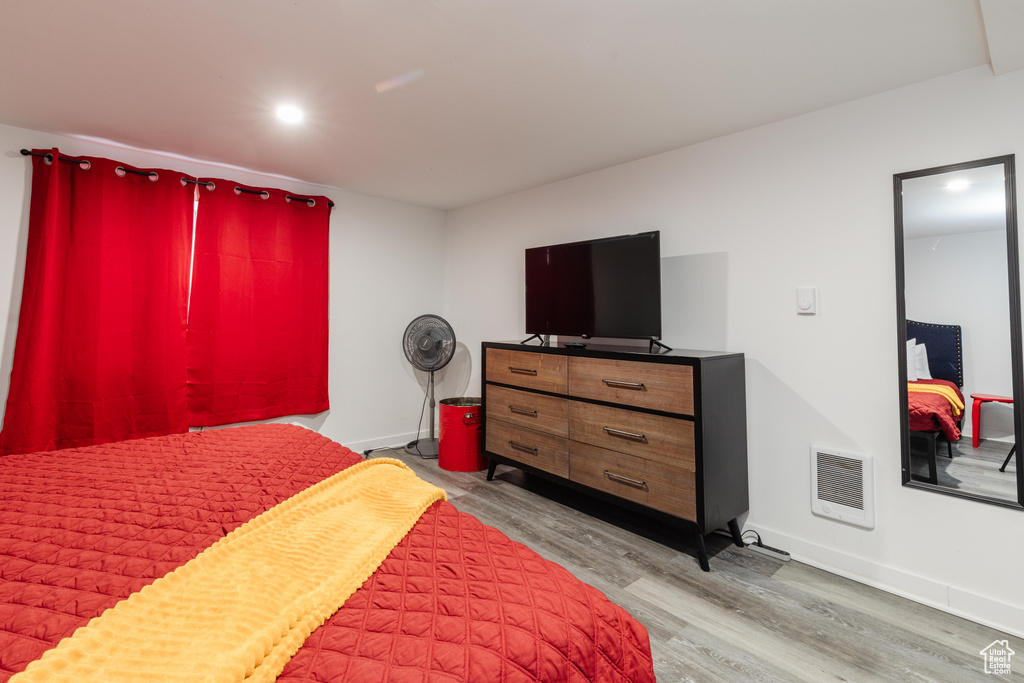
top-left (0, 122), bottom-right (446, 453)
top-left (905, 229), bottom-right (1014, 441)
top-left (443, 65), bottom-right (1024, 635)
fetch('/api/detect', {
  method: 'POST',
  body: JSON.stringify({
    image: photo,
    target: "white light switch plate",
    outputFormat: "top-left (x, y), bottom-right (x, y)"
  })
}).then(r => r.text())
top-left (797, 287), bottom-right (817, 315)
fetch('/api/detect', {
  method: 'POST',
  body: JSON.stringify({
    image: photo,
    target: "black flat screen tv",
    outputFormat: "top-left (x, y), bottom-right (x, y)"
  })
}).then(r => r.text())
top-left (525, 231), bottom-right (662, 340)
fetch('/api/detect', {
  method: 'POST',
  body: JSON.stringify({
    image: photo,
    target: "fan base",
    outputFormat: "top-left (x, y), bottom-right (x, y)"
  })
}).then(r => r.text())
top-left (405, 438), bottom-right (439, 459)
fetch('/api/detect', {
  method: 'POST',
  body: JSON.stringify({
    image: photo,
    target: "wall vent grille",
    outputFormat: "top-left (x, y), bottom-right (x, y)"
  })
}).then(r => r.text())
top-left (816, 454), bottom-right (864, 509)
top-left (811, 446), bottom-right (874, 529)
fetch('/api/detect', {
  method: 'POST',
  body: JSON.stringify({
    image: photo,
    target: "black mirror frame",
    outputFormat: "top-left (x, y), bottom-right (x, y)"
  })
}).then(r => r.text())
top-left (894, 154), bottom-right (1024, 509)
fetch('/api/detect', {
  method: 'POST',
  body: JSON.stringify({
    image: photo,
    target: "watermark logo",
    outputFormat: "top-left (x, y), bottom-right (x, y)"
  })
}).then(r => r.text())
top-left (980, 640), bottom-right (1015, 675)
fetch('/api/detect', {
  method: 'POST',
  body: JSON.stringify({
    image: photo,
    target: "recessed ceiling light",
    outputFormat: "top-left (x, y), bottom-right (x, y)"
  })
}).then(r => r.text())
top-left (275, 104), bottom-right (304, 124)
top-left (946, 179), bottom-right (969, 192)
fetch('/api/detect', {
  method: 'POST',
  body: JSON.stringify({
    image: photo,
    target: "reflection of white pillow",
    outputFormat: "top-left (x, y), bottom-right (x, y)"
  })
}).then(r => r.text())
top-left (915, 343), bottom-right (932, 380)
top-left (906, 338), bottom-right (918, 381)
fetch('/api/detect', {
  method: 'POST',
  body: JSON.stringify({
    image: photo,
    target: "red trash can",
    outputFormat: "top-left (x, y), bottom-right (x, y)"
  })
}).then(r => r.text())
top-left (439, 397), bottom-right (486, 472)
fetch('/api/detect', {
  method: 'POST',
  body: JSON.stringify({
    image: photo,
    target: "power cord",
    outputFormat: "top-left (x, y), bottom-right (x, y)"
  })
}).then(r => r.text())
top-left (406, 383), bottom-right (436, 459)
top-left (740, 529), bottom-right (791, 562)
top-left (364, 383), bottom-right (434, 459)
top-left (741, 530), bottom-right (763, 545)
top-left (362, 445), bottom-right (405, 456)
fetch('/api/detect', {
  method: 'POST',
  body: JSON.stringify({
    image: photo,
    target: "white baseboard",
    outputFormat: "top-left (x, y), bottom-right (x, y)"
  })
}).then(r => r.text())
top-left (747, 524), bottom-right (1024, 639)
top-left (344, 432), bottom-right (418, 455)
top-left (194, 421), bottom-right (418, 456)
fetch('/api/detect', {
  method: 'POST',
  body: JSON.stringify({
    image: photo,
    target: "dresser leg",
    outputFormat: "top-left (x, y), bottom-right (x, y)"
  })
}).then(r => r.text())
top-left (692, 526), bottom-right (710, 572)
top-left (727, 519), bottom-right (744, 548)
top-left (486, 460), bottom-right (498, 481)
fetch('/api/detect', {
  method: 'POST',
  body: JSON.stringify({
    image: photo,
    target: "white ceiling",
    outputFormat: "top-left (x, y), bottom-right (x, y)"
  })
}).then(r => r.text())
top-left (0, 1), bottom-right (1019, 210)
top-left (901, 163), bottom-right (1007, 239)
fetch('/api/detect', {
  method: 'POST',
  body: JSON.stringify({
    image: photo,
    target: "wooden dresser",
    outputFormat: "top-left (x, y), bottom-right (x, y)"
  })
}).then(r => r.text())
top-left (481, 341), bottom-right (748, 571)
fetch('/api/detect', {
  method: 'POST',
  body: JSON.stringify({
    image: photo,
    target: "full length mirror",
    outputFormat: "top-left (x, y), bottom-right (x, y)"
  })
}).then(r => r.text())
top-left (895, 155), bottom-right (1024, 508)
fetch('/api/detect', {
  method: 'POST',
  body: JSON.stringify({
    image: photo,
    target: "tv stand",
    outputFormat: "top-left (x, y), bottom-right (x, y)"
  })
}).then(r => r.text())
top-left (649, 338), bottom-right (672, 353)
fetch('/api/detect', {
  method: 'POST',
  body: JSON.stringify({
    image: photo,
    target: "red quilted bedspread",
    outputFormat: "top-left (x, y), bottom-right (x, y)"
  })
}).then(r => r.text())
top-left (0, 424), bottom-right (654, 682)
top-left (908, 379), bottom-right (963, 441)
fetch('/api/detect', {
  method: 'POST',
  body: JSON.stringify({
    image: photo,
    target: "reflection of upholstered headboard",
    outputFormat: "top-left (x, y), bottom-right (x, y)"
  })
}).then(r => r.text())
top-left (906, 320), bottom-right (963, 387)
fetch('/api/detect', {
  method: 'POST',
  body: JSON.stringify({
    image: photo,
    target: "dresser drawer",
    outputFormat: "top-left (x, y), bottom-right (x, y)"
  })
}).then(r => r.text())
top-left (569, 402), bottom-right (694, 468)
top-left (485, 419), bottom-right (569, 478)
top-left (485, 385), bottom-right (568, 437)
top-left (569, 441), bottom-right (696, 520)
top-left (568, 357), bottom-right (693, 414)
top-left (486, 348), bottom-right (567, 394)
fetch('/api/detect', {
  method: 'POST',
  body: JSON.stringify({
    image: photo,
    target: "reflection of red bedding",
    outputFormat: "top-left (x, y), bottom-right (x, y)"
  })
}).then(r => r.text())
top-left (908, 379), bottom-right (963, 441)
top-left (0, 424), bottom-right (654, 682)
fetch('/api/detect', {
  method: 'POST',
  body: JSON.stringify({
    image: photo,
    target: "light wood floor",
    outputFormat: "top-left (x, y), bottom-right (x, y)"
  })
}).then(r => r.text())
top-left (372, 448), bottom-right (1020, 682)
top-left (911, 437), bottom-right (1019, 502)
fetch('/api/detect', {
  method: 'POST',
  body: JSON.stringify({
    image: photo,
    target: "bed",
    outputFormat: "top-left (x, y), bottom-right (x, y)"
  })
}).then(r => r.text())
top-left (906, 320), bottom-right (965, 484)
top-left (0, 424), bottom-right (655, 682)
top-left (908, 379), bottom-right (964, 441)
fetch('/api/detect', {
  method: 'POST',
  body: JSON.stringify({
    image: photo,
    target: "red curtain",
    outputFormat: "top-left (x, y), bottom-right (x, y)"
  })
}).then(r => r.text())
top-left (0, 151), bottom-right (193, 455)
top-left (186, 181), bottom-right (331, 426)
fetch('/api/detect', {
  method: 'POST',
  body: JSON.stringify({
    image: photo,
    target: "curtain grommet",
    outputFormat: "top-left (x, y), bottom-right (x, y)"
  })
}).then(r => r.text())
top-left (116, 166), bottom-right (157, 180)
top-left (234, 186), bottom-right (269, 199)
top-left (182, 178), bottom-right (214, 190)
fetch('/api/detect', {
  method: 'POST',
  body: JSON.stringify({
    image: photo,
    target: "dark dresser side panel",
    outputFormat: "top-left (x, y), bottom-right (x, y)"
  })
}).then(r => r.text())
top-left (698, 355), bottom-right (749, 533)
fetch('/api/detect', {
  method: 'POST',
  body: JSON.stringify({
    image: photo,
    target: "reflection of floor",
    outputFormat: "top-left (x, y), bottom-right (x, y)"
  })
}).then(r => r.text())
top-left (910, 436), bottom-right (1017, 501)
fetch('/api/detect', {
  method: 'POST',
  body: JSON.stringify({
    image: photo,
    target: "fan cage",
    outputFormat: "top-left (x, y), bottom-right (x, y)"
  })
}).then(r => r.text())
top-left (403, 315), bottom-right (456, 371)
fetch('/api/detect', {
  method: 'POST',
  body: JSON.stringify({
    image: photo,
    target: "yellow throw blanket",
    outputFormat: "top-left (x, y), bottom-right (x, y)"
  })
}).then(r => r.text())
top-left (12, 458), bottom-right (445, 683)
top-left (907, 382), bottom-right (964, 417)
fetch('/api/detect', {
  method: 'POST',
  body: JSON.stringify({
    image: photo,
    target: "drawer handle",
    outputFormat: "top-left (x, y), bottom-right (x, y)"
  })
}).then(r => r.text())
top-left (603, 426), bottom-right (648, 443)
top-left (509, 366), bottom-right (538, 376)
top-left (602, 379), bottom-right (645, 390)
top-left (509, 405), bottom-right (538, 416)
top-left (508, 440), bottom-right (538, 455)
top-left (604, 470), bottom-right (649, 491)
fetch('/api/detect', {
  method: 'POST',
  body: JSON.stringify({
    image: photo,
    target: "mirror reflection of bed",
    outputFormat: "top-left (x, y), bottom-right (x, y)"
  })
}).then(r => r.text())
top-left (898, 159), bottom-right (1020, 504)
top-left (904, 321), bottom-right (1016, 500)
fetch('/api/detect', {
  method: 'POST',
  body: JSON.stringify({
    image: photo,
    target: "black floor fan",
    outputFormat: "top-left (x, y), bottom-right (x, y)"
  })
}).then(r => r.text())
top-left (403, 314), bottom-right (456, 458)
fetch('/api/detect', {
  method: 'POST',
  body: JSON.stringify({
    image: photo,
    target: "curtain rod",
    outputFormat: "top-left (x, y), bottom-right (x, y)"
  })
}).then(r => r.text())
top-left (116, 165), bottom-right (157, 179)
top-left (20, 148), bottom-right (88, 167)
top-left (235, 185), bottom-right (333, 207)
top-left (290, 195), bottom-right (334, 208)
top-left (22, 148), bottom-right (334, 207)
